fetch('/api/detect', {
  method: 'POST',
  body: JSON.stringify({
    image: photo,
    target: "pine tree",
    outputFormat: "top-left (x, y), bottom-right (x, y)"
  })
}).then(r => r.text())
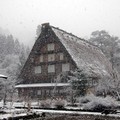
top-left (69, 69), bottom-right (88, 97)
top-left (14, 39), bottom-right (21, 55)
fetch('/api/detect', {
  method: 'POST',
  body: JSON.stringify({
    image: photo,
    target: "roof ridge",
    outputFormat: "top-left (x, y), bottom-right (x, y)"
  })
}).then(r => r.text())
top-left (51, 25), bottom-right (84, 40)
top-left (51, 25), bottom-right (99, 48)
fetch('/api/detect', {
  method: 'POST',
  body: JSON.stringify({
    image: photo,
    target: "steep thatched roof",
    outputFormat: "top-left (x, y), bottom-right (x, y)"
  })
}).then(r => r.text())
top-left (51, 26), bottom-right (113, 78)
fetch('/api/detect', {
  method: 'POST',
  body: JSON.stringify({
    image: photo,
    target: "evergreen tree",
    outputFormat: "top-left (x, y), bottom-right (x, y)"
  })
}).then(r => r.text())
top-left (19, 44), bottom-right (26, 65)
top-left (0, 31), bottom-right (30, 101)
top-left (89, 30), bottom-right (120, 73)
top-left (68, 69), bottom-right (88, 97)
top-left (14, 39), bottom-right (21, 55)
top-left (6, 35), bottom-right (14, 54)
top-left (89, 30), bottom-right (120, 98)
top-left (36, 25), bottom-right (41, 37)
top-left (55, 69), bottom-right (89, 98)
top-left (0, 35), bottom-right (7, 62)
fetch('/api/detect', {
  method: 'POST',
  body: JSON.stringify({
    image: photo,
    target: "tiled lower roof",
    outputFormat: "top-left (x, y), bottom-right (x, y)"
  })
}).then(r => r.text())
top-left (15, 83), bottom-right (70, 88)
top-left (0, 74), bottom-right (8, 79)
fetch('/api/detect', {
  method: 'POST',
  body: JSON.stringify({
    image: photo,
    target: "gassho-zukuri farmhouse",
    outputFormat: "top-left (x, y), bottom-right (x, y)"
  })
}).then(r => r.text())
top-left (15, 23), bottom-right (113, 100)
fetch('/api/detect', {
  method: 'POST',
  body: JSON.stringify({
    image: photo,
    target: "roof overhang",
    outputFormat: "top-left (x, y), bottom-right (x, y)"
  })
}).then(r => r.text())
top-left (0, 74), bottom-right (8, 79)
top-left (15, 83), bottom-right (70, 88)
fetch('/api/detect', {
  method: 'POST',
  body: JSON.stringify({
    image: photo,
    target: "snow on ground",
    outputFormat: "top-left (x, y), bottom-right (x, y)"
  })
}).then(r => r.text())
top-left (0, 112), bottom-right (27, 119)
top-left (0, 101), bottom-right (120, 119)
top-left (1, 108), bottom-right (120, 119)
top-left (32, 109), bottom-right (102, 115)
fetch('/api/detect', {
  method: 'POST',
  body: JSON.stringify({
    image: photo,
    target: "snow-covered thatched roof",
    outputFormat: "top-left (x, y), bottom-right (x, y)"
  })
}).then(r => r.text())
top-left (51, 26), bottom-right (113, 78)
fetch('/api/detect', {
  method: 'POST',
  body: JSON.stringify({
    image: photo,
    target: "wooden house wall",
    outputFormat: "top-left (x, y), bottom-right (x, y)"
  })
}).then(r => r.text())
top-left (18, 86), bottom-right (68, 100)
top-left (20, 26), bottom-right (77, 84)
top-left (17, 24), bottom-right (77, 100)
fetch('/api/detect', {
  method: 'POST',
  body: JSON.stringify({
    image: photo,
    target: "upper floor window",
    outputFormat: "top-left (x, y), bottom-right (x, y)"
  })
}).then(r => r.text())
top-left (48, 54), bottom-right (55, 61)
top-left (62, 63), bottom-right (70, 72)
top-left (46, 90), bottom-right (50, 95)
top-left (60, 53), bottom-right (64, 60)
top-left (48, 65), bottom-right (55, 73)
top-left (35, 66), bottom-right (41, 74)
top-left (47, 43), bottom-right (55, 51)
top-left (37, 90), bottom-right (42, 95)
top-left (39, 55), bottom-right (43, 62)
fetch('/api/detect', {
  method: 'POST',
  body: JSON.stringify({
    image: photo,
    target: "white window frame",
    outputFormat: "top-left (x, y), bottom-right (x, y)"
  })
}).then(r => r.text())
top-left (48, 54), bottom-right (55, 61)
top-left (35, 66), bottom-right (41, 74)
top-left (60, 53), bottom-right (64, 60)
top-left (62, 63), bottom-right (70, 72)
top-left (48, 65), bottom-right (55, 73)
top-left (47, 43), bottom-right (55, 51)
top-left (39, 55), bottom-right (43, 62)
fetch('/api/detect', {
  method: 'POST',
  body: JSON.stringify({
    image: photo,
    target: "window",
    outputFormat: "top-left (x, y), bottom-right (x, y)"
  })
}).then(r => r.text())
top-left (47, 43), bottom-right (54, 51)
top-left (59, 89), bottom-right (63, 94)
top-left (48, 54), bottom-right (55, 61)
top-left (46, 90), bottom-right (50, 95)
top-left (39, 55), bottom-right (43, 62)
top-left (62, 63), bottom-right (70, 72)
top-left (35, 66), bottom-right (41, 73)
top-left (37, 90), bottom-right (42, 95)
top-left (48, 65), bottom-right (55, 73)
top-left (60, 53), bottom-right (64, 60)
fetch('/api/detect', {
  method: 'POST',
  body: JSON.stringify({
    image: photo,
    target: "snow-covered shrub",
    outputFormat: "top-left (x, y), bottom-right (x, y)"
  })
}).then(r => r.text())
top-left (82, 95), bottom-right (118, 112)
top-left (52, 98), bottom-right (67, 109)
top-left (79, 93), bottom-right (95, 104)
top-left (40, 99), bottom-right (52, 108)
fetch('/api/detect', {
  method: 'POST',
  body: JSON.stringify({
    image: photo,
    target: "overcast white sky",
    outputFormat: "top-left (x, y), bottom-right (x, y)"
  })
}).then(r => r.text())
top-left (0, 0), bottom-right (120, 46)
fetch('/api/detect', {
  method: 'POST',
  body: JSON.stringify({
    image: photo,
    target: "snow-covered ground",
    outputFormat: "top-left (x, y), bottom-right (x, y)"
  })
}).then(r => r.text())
top-left (0, 101), bottom-right (120, 119)
top-left (1, 108), bottom-right (120, 119)
top-left (0, 112), bottom-right (27, 119)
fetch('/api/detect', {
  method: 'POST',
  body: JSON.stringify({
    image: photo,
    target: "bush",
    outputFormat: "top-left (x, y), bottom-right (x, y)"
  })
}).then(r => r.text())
top-left (82, 95), bottom-right (118, 112)
top-left (52, 98), bottom-right (67, 109)
top-left (79, 93), bottom-right (95, 104)
top-left (40, 99), bottom-right (52, 108)
top-left (40, 98), bottom-right (67, 109)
